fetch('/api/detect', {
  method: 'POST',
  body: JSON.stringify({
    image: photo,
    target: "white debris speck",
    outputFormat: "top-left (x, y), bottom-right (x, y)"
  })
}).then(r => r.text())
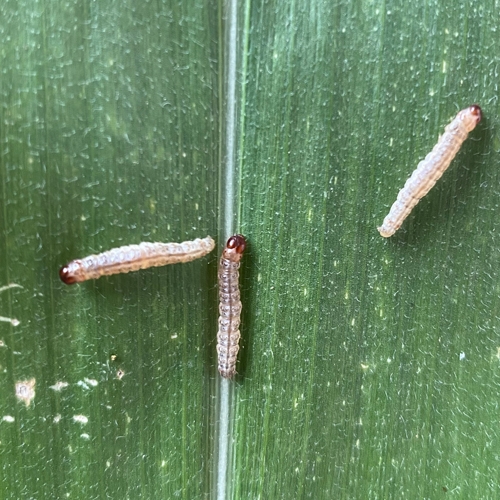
top-left (15, 378), bottom-right (36, 407)
top-left (50, 381), bottom-right (69, 391)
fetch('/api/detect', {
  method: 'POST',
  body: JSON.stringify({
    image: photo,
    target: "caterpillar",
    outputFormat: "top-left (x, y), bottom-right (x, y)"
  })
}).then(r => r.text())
top-left (59, 236), bottom-right (215, 284)
top-left (217, 234), bottom-right (246, 378)
top-left (378, 104), bottom-right (482, 237)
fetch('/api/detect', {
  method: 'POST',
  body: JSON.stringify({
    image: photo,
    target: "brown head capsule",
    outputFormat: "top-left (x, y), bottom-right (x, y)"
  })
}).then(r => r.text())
top-left (217, 234), bottom-right (246, 378)
top-left (378, 105), bottom-right (482, 237)
top-left (222, 234), bottom-right (246, 261)
top-left (59, 261), bottom-right (84, 284)
top-left (466, 104), bottom-right (482, 127)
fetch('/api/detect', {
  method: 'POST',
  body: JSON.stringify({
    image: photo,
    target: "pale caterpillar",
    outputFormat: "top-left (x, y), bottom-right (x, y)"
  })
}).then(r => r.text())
top-left (378, 104), bottom-right (482, 237)
top-left (59, 236), bottom-right (215, 284)
top-left (217, 234), bottom-right (246, 378)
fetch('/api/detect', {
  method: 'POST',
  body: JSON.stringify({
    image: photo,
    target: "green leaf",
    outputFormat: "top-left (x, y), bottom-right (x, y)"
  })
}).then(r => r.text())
top-left (1, 0), bottom-right (499, 499)
top-left (1, 1), bottom-right (219, 498)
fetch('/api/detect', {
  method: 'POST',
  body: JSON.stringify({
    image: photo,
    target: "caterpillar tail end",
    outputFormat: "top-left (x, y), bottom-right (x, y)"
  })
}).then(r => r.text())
top-left (377, 225), bottom-right (394, 238)
top-left (218, 366), bottom-right (237, 379)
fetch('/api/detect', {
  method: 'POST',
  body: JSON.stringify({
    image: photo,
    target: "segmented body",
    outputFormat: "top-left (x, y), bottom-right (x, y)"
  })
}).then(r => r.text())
top-left (378, 105), bottom-right (482, 237)
top-left (217, 234), bottom-right (246, 378)
top-left (59, 236), bottom-right (215, 284)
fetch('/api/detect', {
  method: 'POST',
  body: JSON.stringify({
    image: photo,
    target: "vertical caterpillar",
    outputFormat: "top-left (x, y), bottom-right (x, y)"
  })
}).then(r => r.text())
top-left (59, 236), bottom-right (215, 284)
top-left (217, 234), bottom-right (246, 378)
top-left (378, 104), bottom-right (482, 237)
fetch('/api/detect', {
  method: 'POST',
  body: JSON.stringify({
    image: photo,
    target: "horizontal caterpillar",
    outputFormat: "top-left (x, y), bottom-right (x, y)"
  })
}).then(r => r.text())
top-left (59, 236), bottom-right (215, 284)
top-left (378, 104), bottom-right (482, 237)
top-left (217, 234), bottom-right (246, 378)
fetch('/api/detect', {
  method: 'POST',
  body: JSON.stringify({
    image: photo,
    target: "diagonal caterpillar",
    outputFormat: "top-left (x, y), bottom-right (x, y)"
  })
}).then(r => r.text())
top-left (378, 104), bottom-right (482, 237)
top-left (59, 236), bottom-right (215, 284)
top-left (217, 234), bottom-right (246, 378)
